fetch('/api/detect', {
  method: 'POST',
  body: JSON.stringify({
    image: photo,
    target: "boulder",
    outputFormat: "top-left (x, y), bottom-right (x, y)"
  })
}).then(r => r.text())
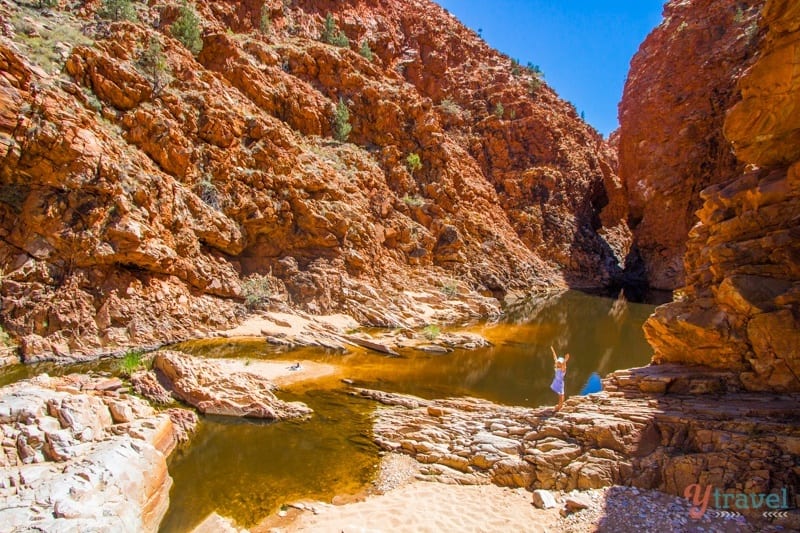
top-left (564, 493), bottom-right (592, 512)
top-left (532, 489), bottom-right (557, 509)
top-left (0, 374), bottom-right (194, 532)
top-left (153, 351), bottom-right (312, 420)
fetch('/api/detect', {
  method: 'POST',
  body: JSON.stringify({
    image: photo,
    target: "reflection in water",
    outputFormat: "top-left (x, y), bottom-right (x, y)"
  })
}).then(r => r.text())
top-left (0, 357), bottom-right (121, 388)
top-left (157, 290), bottom-right (665, 530)
top-left (0, 290), bottom-right (667, 531)
top-left (160, 390), bottom-right (378, 532)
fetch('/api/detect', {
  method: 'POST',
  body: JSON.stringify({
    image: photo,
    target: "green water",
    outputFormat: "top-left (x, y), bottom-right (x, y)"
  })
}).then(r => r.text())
top-left (160, 390), bottom-right (379, 532)
top-left (158, 289), bottom-right (666, 531)
top-left (0, 289), bottom-right (667, 531)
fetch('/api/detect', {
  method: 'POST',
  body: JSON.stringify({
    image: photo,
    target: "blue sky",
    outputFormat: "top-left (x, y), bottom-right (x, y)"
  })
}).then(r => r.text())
top-left (434, 1), bottom-right (665, 137)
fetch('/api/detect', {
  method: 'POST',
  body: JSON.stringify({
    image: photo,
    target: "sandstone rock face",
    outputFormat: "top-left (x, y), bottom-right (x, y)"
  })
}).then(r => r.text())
top-left (1, 0), bottom-right (625, 362)
top-left (152, 350), bottom-right (312, 419)
top-left (617, 0), bottom-right (764, 289)
top-left (0, 373), bottom-right (191, 532)
top-left (725, 0), bottom-right (800, 166)
top-left (645, 0), bottom-right (800, 392)
top-left (362, 364), bottom-right (800, 510)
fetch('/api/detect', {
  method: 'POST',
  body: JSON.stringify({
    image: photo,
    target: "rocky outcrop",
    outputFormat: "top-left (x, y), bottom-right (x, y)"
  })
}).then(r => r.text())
top-left (644, 0), bottom-right (800, 392)
top-left (0, 373), bottom-right (193, 532)
top-left (724, 0), bottom-right (800, 166)
top-left (618, 0), bottom-right (764, 289)
top-left (359, 365), bottom-right (800, 522)
top-left (152, 350), bottom-right (312, 419)
top-left (0, 0), bottom-right (624, 362)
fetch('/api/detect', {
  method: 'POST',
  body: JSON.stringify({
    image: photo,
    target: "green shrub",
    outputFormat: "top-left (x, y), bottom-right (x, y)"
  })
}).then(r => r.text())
top-left (439, 99), bottom-right (461, 115)
top-left (260, 5), bottom-right (271, 34)
top-left (98, 0), bottom-right (137, 21)
top-left (320, 13), bottom-right (349, 47)
top-left (37, 0), bottom-right (58, 9)
top-left (118, 349), bottom-right (145, 377)
top-left (332, 98), bottom-right (352, 141)
top-left (196, 176), bottom-right (221, 210)
top-left (359, 40), bottom-right (373, 61)
top-left (241, 273), bottom-right (272, 309)
top-left (440, 280), bottom-right (458, 299)
top-left (172, 2), bottom-right (203, 55)
top-left (138, 36), bottom-right (168, 94)
top-left (511, 58), bottom-right (521, 77)
top-left (526, 62), bottom-right (542, 75)
top-left (0, 325), bottom-right (15, 348)
top-left (422, 324), bottom-right (440, 340)
top-left (493, 102), bottom-right (505, 118)
top-left (401, 194), bottom-right (424, 207)
top-left (406, 152), bottom-right (422, 173)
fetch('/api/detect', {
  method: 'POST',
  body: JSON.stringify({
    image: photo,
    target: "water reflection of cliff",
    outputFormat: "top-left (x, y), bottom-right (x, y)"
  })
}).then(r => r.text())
top-left (460, 290), bottom-right (660, 405)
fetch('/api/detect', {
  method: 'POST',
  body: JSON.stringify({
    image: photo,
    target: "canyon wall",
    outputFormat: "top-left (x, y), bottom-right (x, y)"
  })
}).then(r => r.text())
top-left (645, 0), bottom-right (800, 392)
top-left (0, 0), bottom-right (626, 361)
top-left (618, 0), bottom-right (764, 290)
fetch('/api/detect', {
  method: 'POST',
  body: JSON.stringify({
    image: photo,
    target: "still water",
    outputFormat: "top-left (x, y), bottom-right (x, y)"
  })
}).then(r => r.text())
top-left (158, 289), bottom-right (666, 531)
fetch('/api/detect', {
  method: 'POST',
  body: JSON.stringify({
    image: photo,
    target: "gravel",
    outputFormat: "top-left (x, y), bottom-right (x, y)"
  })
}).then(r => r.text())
top-left (555, 486), bottom-right (783, 533)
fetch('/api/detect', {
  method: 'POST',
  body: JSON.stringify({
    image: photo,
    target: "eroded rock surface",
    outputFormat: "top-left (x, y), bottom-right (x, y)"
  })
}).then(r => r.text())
top-left (0, 373), bottom-right (193, 532)
top-left (0, 0), bottom-right (625, 363)
top-left (360, 365), bottom-right (800, 519)
top-left (645, 0), bottom-right (800, 392)
top-left (152, 350), bottom-right (312, 419)
top-left (618, 0), bottom-right (764, 289)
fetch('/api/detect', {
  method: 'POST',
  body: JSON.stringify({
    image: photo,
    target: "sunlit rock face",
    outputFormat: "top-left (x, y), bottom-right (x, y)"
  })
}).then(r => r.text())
top-left (645, 0), bottom-right (800, 393)
top-left (0, 373), bottom-right (190, 532)
top-left (617, 0), bottom-right (765, 290)
top-left (0, 0), bottom-right (626, 362)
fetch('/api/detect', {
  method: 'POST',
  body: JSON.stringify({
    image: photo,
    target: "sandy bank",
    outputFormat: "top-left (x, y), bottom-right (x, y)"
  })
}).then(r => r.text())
top-left (218, 312), bottom-right (358, 338)
top-left (214, 358), bottom-right (337, 388)
top-left (285, 481), bottom-right (557, 532)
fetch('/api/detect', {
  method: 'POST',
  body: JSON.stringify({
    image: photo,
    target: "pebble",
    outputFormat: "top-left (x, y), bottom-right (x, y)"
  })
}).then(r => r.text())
top-left (554, 486), bottom-right (781, 533)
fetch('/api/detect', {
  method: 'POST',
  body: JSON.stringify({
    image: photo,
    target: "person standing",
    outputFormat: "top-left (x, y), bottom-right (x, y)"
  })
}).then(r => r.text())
top-left (550, 346), bottom-right (570, 411)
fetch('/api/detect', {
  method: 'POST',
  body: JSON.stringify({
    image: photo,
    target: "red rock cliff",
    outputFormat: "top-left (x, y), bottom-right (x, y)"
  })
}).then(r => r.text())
top-left (645, 0), bottom-right (800, 392)
top-left (618, 0), bottom-right (764, 290)
top-left (0, 0), bottom-right (624, 361)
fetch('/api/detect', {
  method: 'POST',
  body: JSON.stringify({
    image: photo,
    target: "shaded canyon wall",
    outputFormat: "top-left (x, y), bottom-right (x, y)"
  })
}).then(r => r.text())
top-left (618, 0), bottom-right (765, 290)
top-left (645, 0), bottom-right (800, 392)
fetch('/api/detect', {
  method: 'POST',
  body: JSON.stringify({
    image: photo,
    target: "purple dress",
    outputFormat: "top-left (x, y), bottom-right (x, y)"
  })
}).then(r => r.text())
top-left (551, 368), bottom-right (565, 395)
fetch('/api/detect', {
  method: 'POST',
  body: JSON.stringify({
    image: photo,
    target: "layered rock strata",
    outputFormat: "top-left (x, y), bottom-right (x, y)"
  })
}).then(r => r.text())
top-left (360, 365), bottom-right (800, 523)
top-left (0, 373), bottom-right (192, 532)
top-left (644, 0), bottom-right (800, 392)
top-left (0, 0), bottom-right (624, 362)
top-left (618, 0), bottom-right (765, 289)
top-left (152, 350), bottom-right (312, 419)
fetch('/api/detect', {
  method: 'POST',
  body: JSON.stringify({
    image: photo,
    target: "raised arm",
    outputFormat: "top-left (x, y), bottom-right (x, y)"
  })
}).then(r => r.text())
top-left (564, 353), bottom-right (571, 364)
top-left (550, 345), bottom-right (558, 361)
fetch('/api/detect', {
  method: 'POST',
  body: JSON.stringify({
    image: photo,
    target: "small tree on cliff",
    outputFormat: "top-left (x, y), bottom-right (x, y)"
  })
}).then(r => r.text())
top-left (260, 4), bottom-right (271, 35)
top-left (172, 1), bottom-right (203, 55)
top-left (98, 0), bottom-right (137, 21)
top-left (493, 102), bottom-right (505, 118)
top-left (332, 98), bottom-right (352, 142)
top-left (406, 152), bottom-right (422, 173)
top-left (320, 13), bottom-right (349, 48)
top-left (359, 40), bottom-right (374, 61)
top-left (138, 36), bottom-right (169, 95)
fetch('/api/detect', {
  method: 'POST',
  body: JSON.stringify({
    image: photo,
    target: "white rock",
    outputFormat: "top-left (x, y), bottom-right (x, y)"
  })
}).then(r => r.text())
top-left (532, 489), bottom-right (558, 509)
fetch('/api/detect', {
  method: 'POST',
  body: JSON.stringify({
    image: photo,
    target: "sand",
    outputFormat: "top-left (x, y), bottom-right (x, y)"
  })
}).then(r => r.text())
top-left (270, 481), bottom-right (559, 533)
top-left (219, 312), bottom-right (358, 338)
top-left (213, 358), bottom-right (337, 388)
